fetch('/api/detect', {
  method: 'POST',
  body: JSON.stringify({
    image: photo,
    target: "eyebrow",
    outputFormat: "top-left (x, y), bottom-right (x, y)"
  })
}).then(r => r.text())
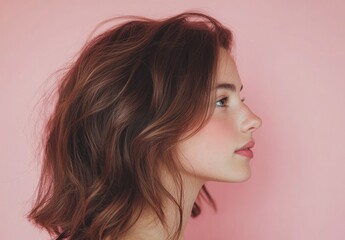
top-left (214, 83), bottom-right (243, 92)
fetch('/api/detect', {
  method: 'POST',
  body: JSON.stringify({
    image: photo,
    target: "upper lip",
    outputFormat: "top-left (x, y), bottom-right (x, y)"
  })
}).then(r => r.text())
top-left (235, 140), bottom-right (255, 151)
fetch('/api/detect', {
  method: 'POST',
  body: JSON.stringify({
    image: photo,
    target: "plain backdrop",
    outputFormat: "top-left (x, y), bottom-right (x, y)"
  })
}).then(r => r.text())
top-left (1, 0), bottom-right (345, 239)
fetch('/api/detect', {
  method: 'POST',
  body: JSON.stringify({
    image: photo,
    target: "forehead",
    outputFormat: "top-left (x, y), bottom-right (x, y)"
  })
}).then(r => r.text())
top-left (215, 48), bottom-right (242, 90)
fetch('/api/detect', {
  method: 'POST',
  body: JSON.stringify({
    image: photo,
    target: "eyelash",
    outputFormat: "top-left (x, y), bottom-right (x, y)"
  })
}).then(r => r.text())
top-left (216, 97), bottom-right (246, 108)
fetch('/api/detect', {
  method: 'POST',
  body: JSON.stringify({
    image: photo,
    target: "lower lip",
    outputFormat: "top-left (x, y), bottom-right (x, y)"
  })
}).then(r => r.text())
top-left (235, 149), bottom-right (253, 158)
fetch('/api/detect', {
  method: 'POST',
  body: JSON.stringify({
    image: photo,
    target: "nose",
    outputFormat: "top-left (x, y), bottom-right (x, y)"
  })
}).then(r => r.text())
top-left (242, 111), bottom-right (262, 133)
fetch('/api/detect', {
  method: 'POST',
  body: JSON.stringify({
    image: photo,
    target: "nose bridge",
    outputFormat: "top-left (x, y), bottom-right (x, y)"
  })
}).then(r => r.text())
top-left (241, 106), bottom-right (262, 133)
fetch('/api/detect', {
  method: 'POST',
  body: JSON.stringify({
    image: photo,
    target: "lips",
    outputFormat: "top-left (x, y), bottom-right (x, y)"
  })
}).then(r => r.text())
top-left (235, 140), bottom-right (255, 158)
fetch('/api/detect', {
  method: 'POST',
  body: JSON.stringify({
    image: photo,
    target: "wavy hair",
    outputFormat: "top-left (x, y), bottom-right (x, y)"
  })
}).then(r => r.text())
top-left (27, 11), bottom-right (233, 240)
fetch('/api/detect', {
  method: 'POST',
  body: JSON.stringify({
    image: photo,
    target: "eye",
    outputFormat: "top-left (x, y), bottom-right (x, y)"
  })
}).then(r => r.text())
top-left (216, 97), bottom-right (246, 108)
top-left (216, 97), bottom-right (229, 108)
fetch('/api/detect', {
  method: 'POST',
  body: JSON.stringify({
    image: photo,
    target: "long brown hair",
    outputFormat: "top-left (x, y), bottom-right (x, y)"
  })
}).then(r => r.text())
top-left (27, 11), bottom-right (233, 240)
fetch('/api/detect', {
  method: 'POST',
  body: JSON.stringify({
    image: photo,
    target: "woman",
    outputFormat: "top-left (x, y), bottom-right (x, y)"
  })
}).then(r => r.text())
top-left (27, 11), bottom-right (262, 240)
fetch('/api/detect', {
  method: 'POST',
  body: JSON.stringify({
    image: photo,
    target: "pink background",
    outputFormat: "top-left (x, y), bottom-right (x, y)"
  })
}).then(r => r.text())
top-left (1, 1), bottom-right (345, 239)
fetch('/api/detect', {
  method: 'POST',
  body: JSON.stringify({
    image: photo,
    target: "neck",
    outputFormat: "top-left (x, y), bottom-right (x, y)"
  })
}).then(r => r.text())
top-left (122, 169), bottom-right (205, 240)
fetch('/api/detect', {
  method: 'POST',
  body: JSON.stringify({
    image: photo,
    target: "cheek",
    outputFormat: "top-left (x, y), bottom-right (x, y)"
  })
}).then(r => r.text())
top-left (178, 118), bottom-right (237, 167)
top-left (200, 118), bottom-right (236, 153)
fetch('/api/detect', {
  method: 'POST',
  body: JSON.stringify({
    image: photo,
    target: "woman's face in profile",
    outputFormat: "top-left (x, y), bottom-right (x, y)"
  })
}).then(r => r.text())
top-left (177, 48), bottom-right (262, 183)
